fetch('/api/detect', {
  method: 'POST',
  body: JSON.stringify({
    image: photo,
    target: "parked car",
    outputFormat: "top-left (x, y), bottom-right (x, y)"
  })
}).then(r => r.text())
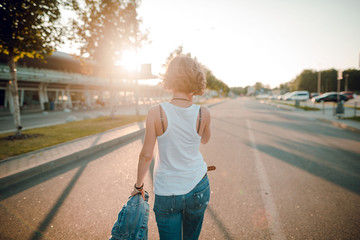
top-left (340, 91), bottom-right (354, 100)
top-left (283, 91), bottom-right (309, 101)
top-left (277, 92), bottom-right (291, 100)
top-left (311, 92), bottom-right (348, 103)
top-left (256, 94), bottom-right (270, 100)
top-left (310, 92), bottom-right (320, 98)
top-left (267, 95), bottom-right (278, 100)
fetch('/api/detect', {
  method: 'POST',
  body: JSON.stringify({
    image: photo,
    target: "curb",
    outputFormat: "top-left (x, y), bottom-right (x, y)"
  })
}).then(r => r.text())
top-left (260, 100), bottom-right (360, 133)
top-left (317, 118), bottom-right (360, 134)
top-left (0, 128), bottom-right (145, 190)
top-left (0, 101), bottom-right (227, 190)
top-left (263, 101), bottom-right (294, 111)
top-left (206, 99), bottom-right (228, 108)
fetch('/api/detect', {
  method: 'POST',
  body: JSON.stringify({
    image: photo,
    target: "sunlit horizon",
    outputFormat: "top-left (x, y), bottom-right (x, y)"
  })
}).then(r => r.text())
top-left (59, 0), bottom-right (360, 89)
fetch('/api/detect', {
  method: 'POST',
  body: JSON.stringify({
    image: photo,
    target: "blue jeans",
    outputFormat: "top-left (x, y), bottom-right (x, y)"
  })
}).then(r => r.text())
top-left (153, 175), bottom-right (210, 240)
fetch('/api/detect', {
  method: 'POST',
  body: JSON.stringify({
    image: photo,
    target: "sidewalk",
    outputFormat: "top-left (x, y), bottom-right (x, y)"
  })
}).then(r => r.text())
top-left (0, 100), bottom-right (226, 190)
top-left (0, 121), bottom-right (145, 190)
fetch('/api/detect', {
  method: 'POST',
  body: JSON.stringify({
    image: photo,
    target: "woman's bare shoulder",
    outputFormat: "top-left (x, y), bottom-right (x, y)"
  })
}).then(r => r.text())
top-left (147, 104), bottom-right (162, 119)
top-left (200, 105), bottom-right (211, 118)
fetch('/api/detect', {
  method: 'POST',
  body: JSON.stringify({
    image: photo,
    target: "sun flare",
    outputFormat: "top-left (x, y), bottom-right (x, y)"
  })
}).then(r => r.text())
top-left (116, 50), bottom-right (140, 71)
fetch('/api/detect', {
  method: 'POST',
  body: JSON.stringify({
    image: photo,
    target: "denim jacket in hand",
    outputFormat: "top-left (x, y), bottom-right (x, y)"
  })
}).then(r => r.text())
top-left (109, 192), bottom-right (149, 240)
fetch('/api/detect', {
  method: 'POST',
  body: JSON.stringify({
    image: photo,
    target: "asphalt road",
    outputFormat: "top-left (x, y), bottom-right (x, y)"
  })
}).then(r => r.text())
top-left (1, 98), bottom-right (360, 240)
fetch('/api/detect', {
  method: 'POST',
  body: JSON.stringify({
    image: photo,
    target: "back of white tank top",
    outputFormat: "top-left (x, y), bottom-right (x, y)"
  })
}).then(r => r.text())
top-left (153, 102), bottom-right (207, 196)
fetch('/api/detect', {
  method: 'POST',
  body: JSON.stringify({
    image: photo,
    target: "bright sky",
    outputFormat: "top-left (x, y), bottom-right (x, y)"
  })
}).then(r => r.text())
top-left (134, 0), bottom-right (360, 88)
top-left (59, 0), bottom-right (360, 88)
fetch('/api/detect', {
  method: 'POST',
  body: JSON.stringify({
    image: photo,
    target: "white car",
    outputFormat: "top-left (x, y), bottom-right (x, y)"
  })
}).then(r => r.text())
top-left (256, 94), bottom-right (270, 99)
top-left (283, 91), bottom-right (309, 101)
top-left (277, 92), bottom-right (291, 100)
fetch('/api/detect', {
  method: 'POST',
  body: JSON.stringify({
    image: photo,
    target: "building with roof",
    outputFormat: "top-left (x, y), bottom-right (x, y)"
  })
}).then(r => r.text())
top-left (0, 52), bottom-right (158, 114)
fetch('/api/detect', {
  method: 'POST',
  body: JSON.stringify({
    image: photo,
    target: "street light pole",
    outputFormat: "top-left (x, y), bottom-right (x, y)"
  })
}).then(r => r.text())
top-left (317, 70), bottom-right (321, 94)
top-left (345, 73), bottom-right (349, 92)
top-left (337, 70), bottom-right (342, 103)
top-left (335, 69), bottom-right (345, 117)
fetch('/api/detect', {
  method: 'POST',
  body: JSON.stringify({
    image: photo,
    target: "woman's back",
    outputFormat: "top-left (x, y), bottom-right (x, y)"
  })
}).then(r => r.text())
top-left (154, 102), bottom-right (207, 196)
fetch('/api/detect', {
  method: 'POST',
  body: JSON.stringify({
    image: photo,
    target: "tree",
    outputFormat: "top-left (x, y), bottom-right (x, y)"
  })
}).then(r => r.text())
top-left (320, 69), bottom-right (337, 92)
top-left (205, 69), bottom-right (229, 96)
top-left (285, 69), bottom-right (339, 93)
top-left (279, 83), bottom-right (290, 94)
top-left (298, 70), bottom-right (317, 92)
top-left (254, 82), bottom-right (264, 91)
top-left (71, 0), bottom-right (147, 116)
top-left (341, 69), bottom-right (360, 92)
top-left (0, 0), bottom-right (66, 136)
top-left (230, 87), bottom-right (244, 96)
top-left (71, 0), bottom-right (147, 73)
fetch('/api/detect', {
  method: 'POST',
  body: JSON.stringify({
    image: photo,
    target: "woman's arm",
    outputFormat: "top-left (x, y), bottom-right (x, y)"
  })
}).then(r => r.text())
top-left (135, 107), bottom-right (157, 189)
top-left (200, 106), bottom-right (211, 144)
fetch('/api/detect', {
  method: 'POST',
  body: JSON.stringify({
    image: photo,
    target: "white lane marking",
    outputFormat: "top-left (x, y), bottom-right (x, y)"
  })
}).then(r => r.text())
top-left (246, 119), bottom-right (286, 240)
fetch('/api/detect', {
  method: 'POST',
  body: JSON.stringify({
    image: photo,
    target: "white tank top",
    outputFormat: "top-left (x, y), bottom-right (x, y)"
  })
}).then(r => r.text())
top-left (153, 102), bottom-right (207, 196)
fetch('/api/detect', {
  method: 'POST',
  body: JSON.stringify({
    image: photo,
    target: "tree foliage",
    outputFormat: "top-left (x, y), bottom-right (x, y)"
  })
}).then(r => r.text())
top-left (341, 69), bottom-right (360, 92)
top-left (254, 82), bottom-right (264, 91)
top-left (205, 69), bottom-right (229, 96)
top-left (230, 87), bottom-right (247, 95)
top-left (71, 0), bottom-right (147, 73)
top-left (237, 68), bottom-right (360, 94)
top-left (297, 70), bottom-right (317, 92)
top-left (288, 69), bottom-right (339, 92)
top-left (286, 68), bottom-right (360, 93)
top-left (319, 69), bottom-right (337, 92)
top-left (0, 0), bottom-right (65, 60)
top-left (279, 83), bottom-right (290, 94)
top-left (0, 0), bottom-right (67, 136)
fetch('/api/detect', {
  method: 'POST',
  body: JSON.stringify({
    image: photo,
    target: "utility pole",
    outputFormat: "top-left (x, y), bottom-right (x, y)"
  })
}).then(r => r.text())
top-left (337, 70), bottom-right (342, 102)
top-left (335, 69), bottom-right (344, 117)
top-left (345, 73), bottom-right (349, 92)
top-left (317, 70), bottom-right (321, 94)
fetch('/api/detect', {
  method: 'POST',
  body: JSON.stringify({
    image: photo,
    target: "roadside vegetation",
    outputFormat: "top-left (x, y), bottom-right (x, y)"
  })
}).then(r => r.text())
top-left (343, 116), bottom-right (360, 122)
top-left (0, 115), bottom-right (145, 160)
top-left (344, 104), bottom-right (360, 110)
top-left (272, 101), bottom-right (320, 111)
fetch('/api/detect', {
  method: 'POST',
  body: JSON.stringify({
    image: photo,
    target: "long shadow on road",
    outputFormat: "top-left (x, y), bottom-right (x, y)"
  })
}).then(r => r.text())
top-left (28, 164), bottom-right (88, 240)
top-left (212, 110), bottom-right (360, 195)
top-left (0, 136), bottom-right (142, 200)
top-left (278, 138), bottom-right (360, 175)
top-left (255, 117), bottom-right (360, 141)
top-left (0, 136), bottom-right (142, 240)
top-left (246, 141), bottom-right (360, 195)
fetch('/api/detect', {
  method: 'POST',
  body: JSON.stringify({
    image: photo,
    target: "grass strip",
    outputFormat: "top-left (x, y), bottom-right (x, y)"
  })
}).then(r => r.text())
top-left (0, 115), bottom-right (146, 160)
top-left (272, 101), bottom-right (320, 111)
top-left (344, 104), bottom-right (360, 110)
top-left (343, 116), bottom-right (360, 122)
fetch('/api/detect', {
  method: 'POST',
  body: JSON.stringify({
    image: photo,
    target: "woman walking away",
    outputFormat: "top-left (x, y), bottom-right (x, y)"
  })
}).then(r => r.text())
top-left (132, 55), bottom-right (212, 240)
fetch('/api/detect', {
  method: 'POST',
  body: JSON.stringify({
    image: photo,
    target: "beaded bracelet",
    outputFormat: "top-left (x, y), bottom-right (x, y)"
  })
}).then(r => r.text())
top-left (134, 183), bottom-right (144, 190)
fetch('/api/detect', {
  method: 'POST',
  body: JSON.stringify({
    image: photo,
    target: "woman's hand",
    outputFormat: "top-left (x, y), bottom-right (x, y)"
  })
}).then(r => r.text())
top-left (131, 185), bottom-right (145, 201)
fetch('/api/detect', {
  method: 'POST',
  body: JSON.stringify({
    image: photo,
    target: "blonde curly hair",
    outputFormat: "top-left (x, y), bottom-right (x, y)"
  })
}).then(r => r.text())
top-left (162, 55), bottom-right (206, 95)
